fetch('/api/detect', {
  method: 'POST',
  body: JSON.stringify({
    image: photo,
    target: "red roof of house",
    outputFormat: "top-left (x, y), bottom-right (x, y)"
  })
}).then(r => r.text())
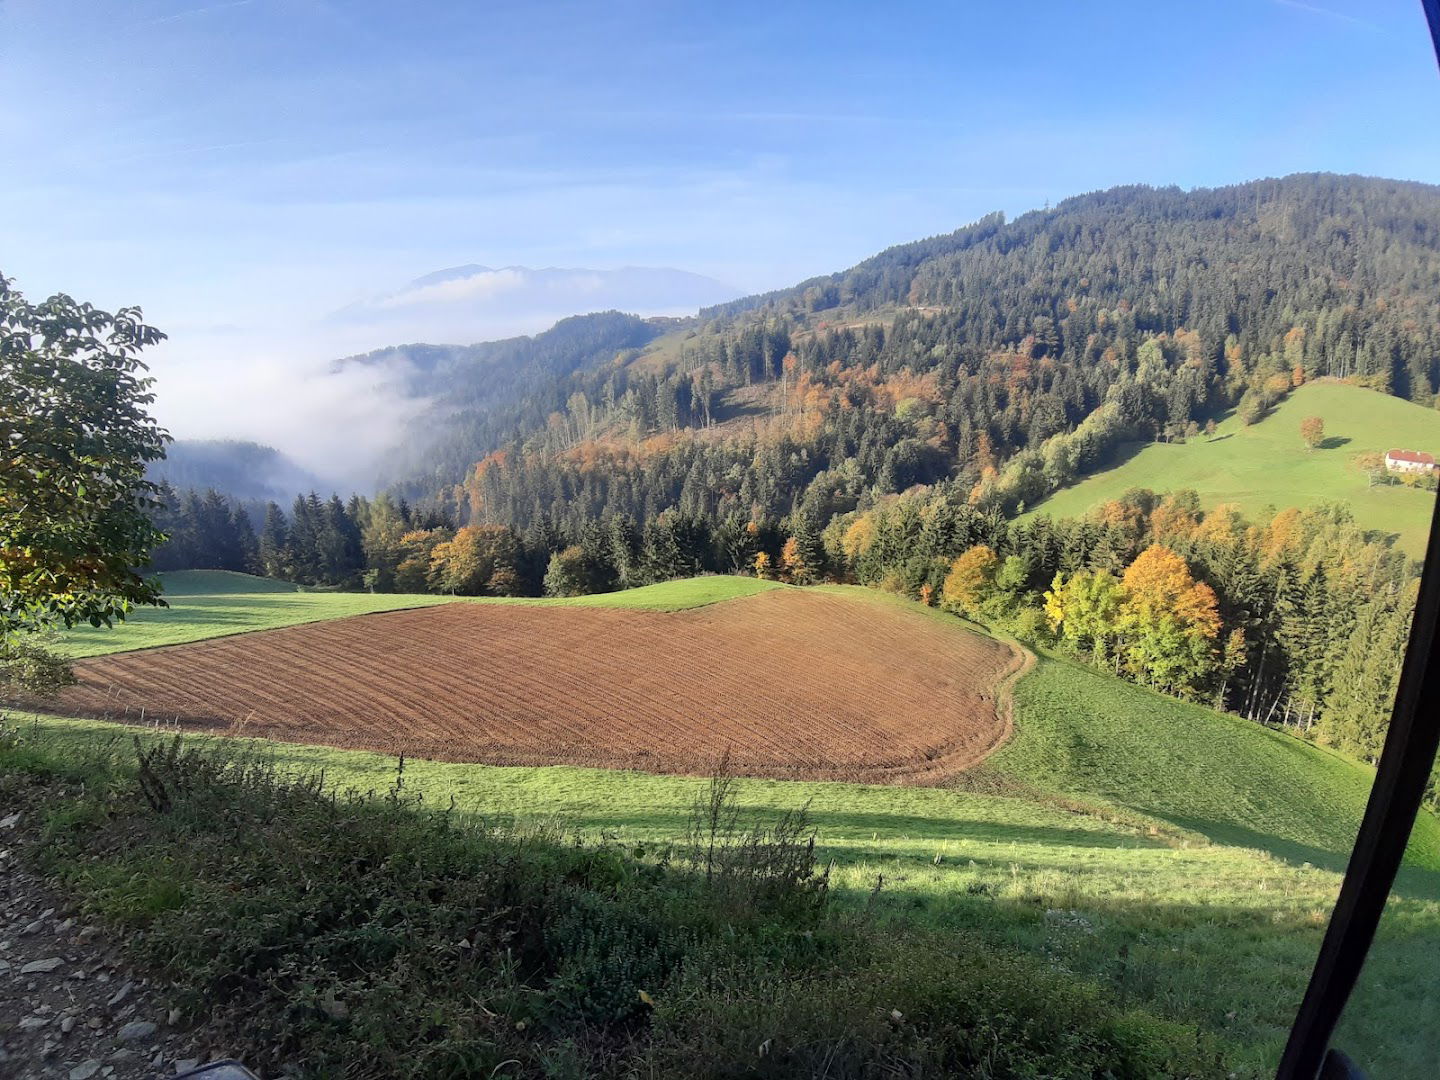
top-left (1386, 449), bottom-right (1435, 465)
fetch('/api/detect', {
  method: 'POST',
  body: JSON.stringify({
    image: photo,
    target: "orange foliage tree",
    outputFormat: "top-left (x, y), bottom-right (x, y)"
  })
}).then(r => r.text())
top-left (1116, 545), bottom-right (1221, 694)
top-left (941, 544), bottom-right (998, 616)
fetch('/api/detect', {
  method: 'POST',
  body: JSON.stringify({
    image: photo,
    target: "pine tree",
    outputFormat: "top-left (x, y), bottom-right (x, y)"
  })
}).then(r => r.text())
top-left (258, 503), bottom-right (289, 578)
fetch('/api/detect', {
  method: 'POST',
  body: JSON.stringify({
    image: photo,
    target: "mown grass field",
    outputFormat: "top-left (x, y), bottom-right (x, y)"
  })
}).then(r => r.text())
top-left (16, 575), bottom-right (1440, 1076)
top-left (1025, 381), bottom-right (1440, 556)
top-left (58, 570), bottom-right (780, 658)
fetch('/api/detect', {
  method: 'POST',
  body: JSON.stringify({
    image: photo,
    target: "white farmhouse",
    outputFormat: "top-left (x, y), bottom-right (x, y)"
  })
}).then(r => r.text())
top-left (1384, 449), bottom-right (1437, 474)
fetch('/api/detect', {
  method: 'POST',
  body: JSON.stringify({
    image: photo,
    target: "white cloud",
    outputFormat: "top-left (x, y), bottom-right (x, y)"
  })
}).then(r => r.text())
top-left (146, 329), bottom-right (433, 493)
top-left (377, 267), bottom-right (527, 309)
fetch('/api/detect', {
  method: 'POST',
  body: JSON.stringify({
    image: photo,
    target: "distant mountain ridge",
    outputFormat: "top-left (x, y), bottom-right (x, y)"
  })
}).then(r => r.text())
top-left (332, 263), bottom-right (737, 344)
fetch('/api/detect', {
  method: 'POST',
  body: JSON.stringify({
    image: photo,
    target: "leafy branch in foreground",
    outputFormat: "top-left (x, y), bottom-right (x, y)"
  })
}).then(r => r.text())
top-left (0, 273), bottom-right (170, 644)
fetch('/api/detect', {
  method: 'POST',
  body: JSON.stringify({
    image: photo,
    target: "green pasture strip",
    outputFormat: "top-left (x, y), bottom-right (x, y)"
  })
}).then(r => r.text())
top-left (1024, 381), bottom-right (1440, 556)
top-left (59, 573), bottom-right (783, 658)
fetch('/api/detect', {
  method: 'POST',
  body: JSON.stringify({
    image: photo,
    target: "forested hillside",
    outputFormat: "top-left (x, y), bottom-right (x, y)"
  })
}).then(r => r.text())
top-left (149, 439), bottom-right (320, 504)
top-left (443, 173), bottom-right (1440, 531)
top-left (360, 310), bottom-right (673, 488)
top-left (153, 173), bottom-right (1440, 804)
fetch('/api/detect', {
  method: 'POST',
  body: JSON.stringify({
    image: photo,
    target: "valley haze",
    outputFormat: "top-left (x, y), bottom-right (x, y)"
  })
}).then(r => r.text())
top-left (146, 262), bottom-right (738, 492)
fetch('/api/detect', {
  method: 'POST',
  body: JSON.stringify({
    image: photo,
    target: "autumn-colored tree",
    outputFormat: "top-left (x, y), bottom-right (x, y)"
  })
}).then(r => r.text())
top-left (779, 537), bottom-right (806, 584)
top-left (753, 550), bottom-right (776, 580)
top-left (1300, 415), bottom-right (1324, 450)
top-left (1116, 545), bottom-right (1221, 693)
top-left (1150, 491), bottom-right (1201, 543)
top-left (428, 525), bottom-right (523, 595)
top-left (1264, 373), bottom-right (1293, 398)
top-left (941, 544), bottom-right (998, 615)
top-left (1204, 418), bottom-right (1218, 439)
top-left (1354, 450), bottom-right (1386, 487)
top-left (1217, 628), bottom-right (1248, 708)
top-left (1092, 491), bottom-right (1153, 546)
top-left (841, 515), bottom-right (876, 559)
top-left (1191, 503), bottom-right (1246, 548)
top-left (781, 515), bottom-right (825, 585)
top-left (975, 431), bottom-right (998, 478)
top-left (393, 529), bottom-right (448, 593)
top-left (1284, 326), bottom-right (1307, 379)
top-left (1262, 507), bottom-right (1304, 562)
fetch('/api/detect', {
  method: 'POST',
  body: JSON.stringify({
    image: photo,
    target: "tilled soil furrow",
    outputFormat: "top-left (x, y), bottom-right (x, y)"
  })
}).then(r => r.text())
top-left (44, 590), bottom-right (1021, 785)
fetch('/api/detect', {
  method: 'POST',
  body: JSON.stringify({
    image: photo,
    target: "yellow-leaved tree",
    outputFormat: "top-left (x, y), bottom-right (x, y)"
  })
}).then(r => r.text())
top-left (1116, 545), bottom-right (1221, 695)
top-left (941, 544), bottom-right (998, 616)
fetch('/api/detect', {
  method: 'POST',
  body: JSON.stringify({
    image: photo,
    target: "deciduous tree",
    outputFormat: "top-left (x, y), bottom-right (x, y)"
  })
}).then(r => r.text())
top-left (1116, 545), bottom-right (1221, 694)
top-left (1, 276), bottom-right (169, 644)
top-left (941, 544), bottom-right (998, 615)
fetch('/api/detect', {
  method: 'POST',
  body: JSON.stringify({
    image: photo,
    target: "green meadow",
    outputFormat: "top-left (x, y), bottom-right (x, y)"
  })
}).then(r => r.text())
top-left (58, 570), bottom-right (781, 658)
top-left (16, 575), bottom-right (1440, 1076)
top-left (1025, 381), bottom-right (1440, 556)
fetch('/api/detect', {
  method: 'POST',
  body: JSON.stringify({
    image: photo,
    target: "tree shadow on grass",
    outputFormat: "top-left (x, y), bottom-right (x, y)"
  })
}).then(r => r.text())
top-left (1157, 815), bottom-right (1440, 902)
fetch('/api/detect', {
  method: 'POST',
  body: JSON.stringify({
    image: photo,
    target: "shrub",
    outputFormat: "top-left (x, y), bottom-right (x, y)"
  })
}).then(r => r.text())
top-left (0, 636), bottom-right (76, 700)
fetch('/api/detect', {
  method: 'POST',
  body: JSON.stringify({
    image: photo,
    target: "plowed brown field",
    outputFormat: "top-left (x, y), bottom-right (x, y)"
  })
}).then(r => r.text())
top-left (47, 589), bottom-right (1022, 784)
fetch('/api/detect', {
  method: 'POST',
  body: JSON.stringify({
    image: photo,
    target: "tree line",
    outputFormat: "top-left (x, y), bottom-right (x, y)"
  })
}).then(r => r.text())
top-left (149, 485), bottom-right (761, 598)
top-left (825, 486), bottom-right (1427, 801)
top-left (149, 474), bottom-right (1435, 807)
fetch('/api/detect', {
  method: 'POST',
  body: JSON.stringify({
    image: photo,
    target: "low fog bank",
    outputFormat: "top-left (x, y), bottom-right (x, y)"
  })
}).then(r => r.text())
top-left (141, 264), bottom-right (740, 495)
top-left (146, 328), bottom-right (438, 496)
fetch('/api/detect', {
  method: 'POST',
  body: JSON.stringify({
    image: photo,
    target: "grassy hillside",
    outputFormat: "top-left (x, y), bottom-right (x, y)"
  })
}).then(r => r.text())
top-left (18, 581), bottom-right (1440, 1075)
top-left (15, 686), bottom-right (1438, 1076)
top-left (995, 656), bottom-right (1439, 868)
top-left (58, 572), bottom-right (781, 658)
top-left (1025, 381), bottom-right (1440, 555)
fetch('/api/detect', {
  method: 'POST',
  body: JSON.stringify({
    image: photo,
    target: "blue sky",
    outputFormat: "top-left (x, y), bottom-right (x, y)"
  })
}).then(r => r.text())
top-left (1, 0), bottom-right (1436, 471)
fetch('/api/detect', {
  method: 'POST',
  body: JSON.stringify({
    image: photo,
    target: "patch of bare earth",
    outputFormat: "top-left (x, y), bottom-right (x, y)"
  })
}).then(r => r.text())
top-left (44, 590), bottom-right (1021, 784)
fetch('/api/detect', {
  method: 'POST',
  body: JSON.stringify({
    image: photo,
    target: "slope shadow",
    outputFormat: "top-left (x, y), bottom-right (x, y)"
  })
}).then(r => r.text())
top-left (1157, 815), bottom-right (1440, 902)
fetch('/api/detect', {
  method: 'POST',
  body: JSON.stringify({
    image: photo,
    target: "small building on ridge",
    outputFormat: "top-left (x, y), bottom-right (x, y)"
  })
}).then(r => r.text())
top-left (1384, 449), bottom-right (1436, 474)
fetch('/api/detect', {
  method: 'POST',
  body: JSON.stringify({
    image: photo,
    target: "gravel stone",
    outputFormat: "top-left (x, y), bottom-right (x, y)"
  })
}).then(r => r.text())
top-left (116, 1021), bottom-right (157, 1044)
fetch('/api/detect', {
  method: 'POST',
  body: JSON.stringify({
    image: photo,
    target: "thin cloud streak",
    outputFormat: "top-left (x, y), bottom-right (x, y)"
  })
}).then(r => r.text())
top-left (150, 1), bottom-right (255, 25)
top-left (1272, 0), bottom-right (1380, 31)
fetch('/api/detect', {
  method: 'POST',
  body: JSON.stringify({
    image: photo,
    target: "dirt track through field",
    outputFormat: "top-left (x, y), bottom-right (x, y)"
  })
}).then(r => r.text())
top-left (47, 590), bottom-right (1022, 784)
